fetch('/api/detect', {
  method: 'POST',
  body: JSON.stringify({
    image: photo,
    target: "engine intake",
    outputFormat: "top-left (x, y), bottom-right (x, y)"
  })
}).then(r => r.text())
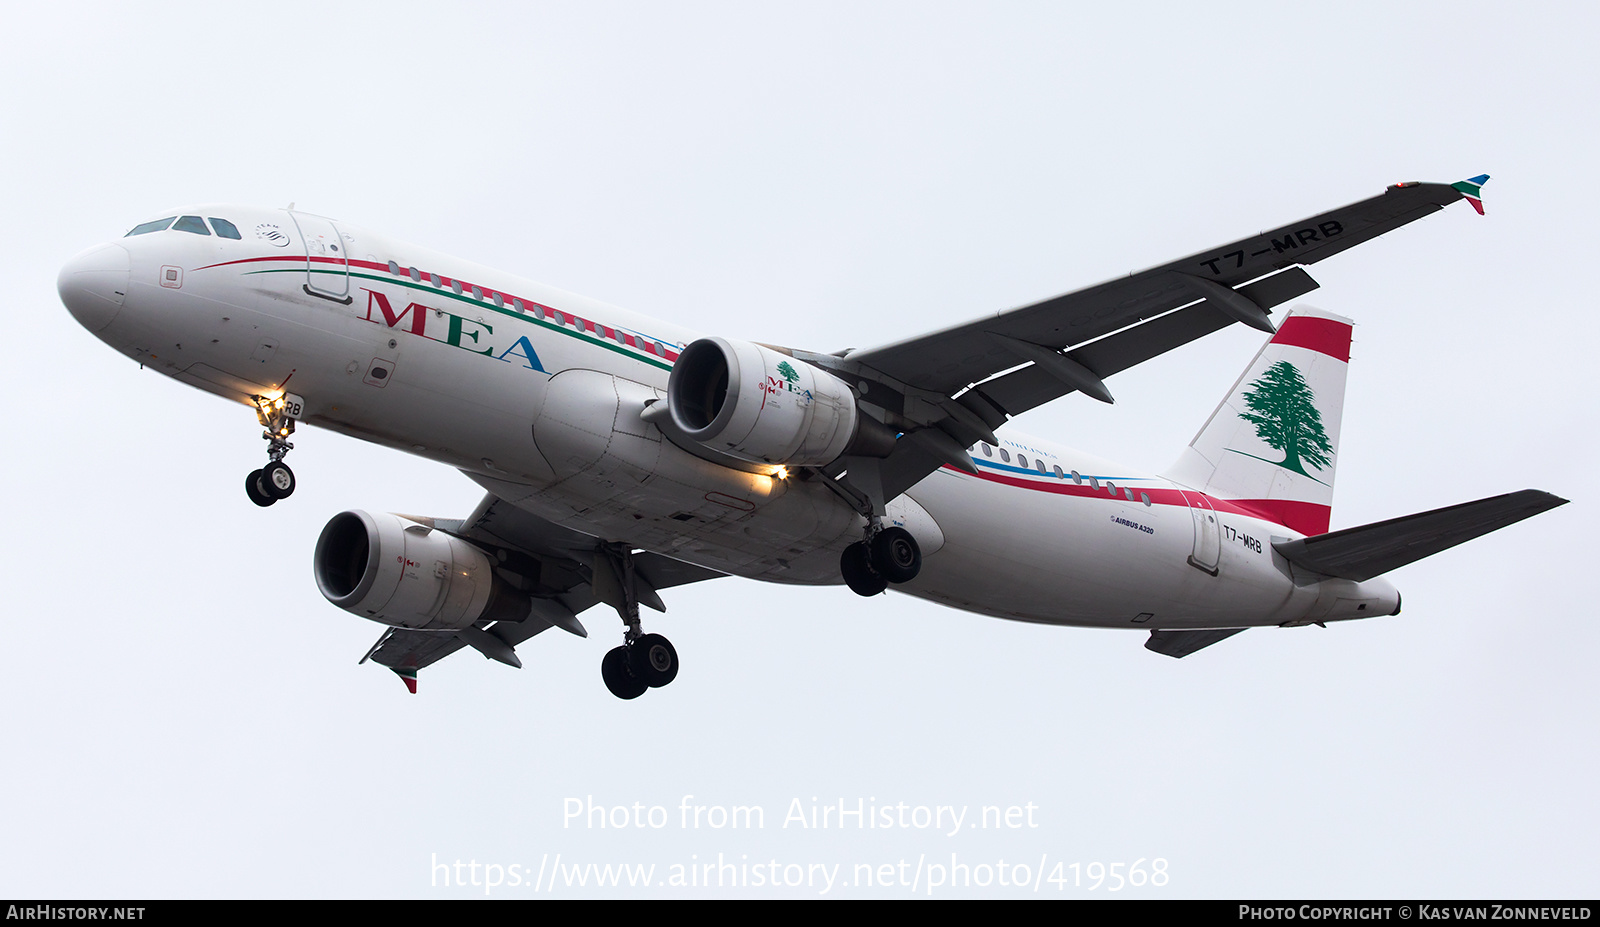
top-left (666, 337), bottom-right (894, 466)
top-left (313, 510), bottom-right (531, 630)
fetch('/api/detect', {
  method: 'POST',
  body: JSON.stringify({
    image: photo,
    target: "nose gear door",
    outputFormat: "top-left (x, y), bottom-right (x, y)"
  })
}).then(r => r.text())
top-left (288, 209), bottom-right (351, 304)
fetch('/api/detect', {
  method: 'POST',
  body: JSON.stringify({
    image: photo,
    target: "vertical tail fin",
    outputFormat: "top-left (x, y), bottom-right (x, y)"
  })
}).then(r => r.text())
top-left (1162, 306), bottom-right (1353, 536)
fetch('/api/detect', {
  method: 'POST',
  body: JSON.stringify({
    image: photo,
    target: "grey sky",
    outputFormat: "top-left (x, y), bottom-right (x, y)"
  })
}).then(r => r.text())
top-left (1, 2), bottom-right (1593, 898)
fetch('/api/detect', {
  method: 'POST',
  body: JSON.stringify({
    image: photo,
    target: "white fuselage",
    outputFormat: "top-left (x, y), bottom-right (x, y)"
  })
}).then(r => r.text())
top-left (59, 205), bottom-right (1398, 634)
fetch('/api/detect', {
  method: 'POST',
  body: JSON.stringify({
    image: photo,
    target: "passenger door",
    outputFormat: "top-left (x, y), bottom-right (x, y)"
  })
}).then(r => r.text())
top-left (1180, 490), bottom-right (1222, 575)
top-left (288, 210), bottom-right (351, 303)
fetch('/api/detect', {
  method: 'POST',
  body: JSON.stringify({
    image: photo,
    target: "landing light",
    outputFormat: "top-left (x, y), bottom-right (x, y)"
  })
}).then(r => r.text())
top-left (773, 466), bottom-right (789, 480)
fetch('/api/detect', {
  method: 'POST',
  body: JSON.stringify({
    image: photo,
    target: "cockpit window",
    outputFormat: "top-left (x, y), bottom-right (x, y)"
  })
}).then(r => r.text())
top-left (126, 217), bottom-right (176, 236)
top-left (173, 215), bottom-right (211, 236)
top-left (208, 218), bottom-right (242, 239)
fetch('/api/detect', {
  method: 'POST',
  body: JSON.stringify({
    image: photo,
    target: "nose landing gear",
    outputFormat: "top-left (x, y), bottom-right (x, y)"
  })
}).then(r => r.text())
top-left (245, 394), bottom-right (300, 507)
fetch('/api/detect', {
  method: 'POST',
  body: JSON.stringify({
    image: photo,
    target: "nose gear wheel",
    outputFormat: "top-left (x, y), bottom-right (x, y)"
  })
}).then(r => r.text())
top-left (245, 470), bottom-right (276, 507)
top-left (261, 461), bottom-right (296, 499)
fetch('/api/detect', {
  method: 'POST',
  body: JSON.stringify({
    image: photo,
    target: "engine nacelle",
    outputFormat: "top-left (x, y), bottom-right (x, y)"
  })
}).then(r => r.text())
top-left (667, 337), bottom-right (892, 466)
top-left (313, 510), bottom-right (531, 630)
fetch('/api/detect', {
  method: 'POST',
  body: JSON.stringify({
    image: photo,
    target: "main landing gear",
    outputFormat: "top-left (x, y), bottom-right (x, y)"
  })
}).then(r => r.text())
top-left (840, 524), bottom-right (922, 596)
top-left (245, 395), bottom-right (298, 508)
top-left (595, 545), bottom-right (681, 700)
top-left (601, 633), bottom-right (679, 700)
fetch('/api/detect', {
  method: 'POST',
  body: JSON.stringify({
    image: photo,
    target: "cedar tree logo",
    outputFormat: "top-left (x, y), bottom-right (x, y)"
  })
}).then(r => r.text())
top-left (1233, 360), bottom-right (1334, 480)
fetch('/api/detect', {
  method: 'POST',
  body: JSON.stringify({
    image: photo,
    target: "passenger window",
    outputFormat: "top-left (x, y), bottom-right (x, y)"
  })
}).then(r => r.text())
top-left (999, 449), bottom-right (1010, 463)
top-left (126, 217), bottom-right (176, 236)
top-left (1017, 454), bottom-right (1028, 468)
top-left (1124, 488), bottom-right (1135, 501)
top-left (1106, 481), bottom-right (1117, 495)
top-left (492, 292), bottom-right (504, 308)
top-left (410, 267), bottom-right (421, 282)
top-left (1141, 492), bottom-right (1151, 506)
top-left (173, 215), bottom-right (210, 235)
top-left (451, 279), bottom-right (463, 294)
top-left (1036, 460), bottom-right (1047, 474)
top-left (429, 272), bottom-right (442, 287)
top-left (980, 443), bottom-right (993, 457)
top-left (208, 218), bottom-right (242, 239)
top-left (470, 285), bottom-right (482, 300)
top-left (1053, 465), bottom-right (1064, 478)
top-left (1089, 477), bottom-right (1099, 490)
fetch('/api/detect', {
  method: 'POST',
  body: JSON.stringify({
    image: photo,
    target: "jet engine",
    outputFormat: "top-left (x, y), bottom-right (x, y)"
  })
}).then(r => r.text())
top-left (665, 337), bottom-right (895, 466)
top-left (313, 510), bottom-right (531, 630)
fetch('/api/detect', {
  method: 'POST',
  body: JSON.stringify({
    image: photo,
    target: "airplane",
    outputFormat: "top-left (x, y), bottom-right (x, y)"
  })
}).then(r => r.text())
top-left (55, 175), bottom-right (1566, 698)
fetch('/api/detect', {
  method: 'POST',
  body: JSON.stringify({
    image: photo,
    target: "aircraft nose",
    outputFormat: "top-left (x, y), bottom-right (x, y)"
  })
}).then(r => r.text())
top-left (58, 243), bottom-right (131, 333)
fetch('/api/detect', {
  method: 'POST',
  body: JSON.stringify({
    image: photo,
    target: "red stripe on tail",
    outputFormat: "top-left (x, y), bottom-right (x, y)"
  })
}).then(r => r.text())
top-left (1270, 315), bottom-right (1351, 362)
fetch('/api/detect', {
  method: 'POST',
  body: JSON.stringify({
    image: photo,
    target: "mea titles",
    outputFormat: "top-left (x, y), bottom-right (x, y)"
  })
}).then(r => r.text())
top-left (565, 796), bottom-right (1041, 838)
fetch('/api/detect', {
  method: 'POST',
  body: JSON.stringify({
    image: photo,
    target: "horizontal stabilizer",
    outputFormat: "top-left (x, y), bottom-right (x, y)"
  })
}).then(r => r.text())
top-left (1145, 627), bottom-right (1247, 658)
top-left (1272, 489), bottom-right (1567, 582)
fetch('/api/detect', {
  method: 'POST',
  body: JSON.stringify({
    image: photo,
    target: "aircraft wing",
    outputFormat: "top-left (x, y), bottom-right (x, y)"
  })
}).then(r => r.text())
top-left (799, 177), bottom-right (1488, 505)
top-left (360, 493), bottom-right (726, 691)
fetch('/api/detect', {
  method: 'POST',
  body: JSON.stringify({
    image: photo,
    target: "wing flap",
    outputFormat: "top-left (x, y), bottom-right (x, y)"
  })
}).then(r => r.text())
top-left (1272, 490), bottom-right (1567, 582)
top-left (365, 628), bottom-right (473, 673)
top-left (1145, 628), bottom-right (1247, 658)
top-left (973, 267), bottom-right (1320, 416)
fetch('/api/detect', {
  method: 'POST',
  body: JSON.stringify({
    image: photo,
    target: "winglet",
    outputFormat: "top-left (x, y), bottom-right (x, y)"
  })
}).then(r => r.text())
top-left (392, 667), bottom-right (418, 694)
top-left (1451, 174), bottom-right (1491, 215)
